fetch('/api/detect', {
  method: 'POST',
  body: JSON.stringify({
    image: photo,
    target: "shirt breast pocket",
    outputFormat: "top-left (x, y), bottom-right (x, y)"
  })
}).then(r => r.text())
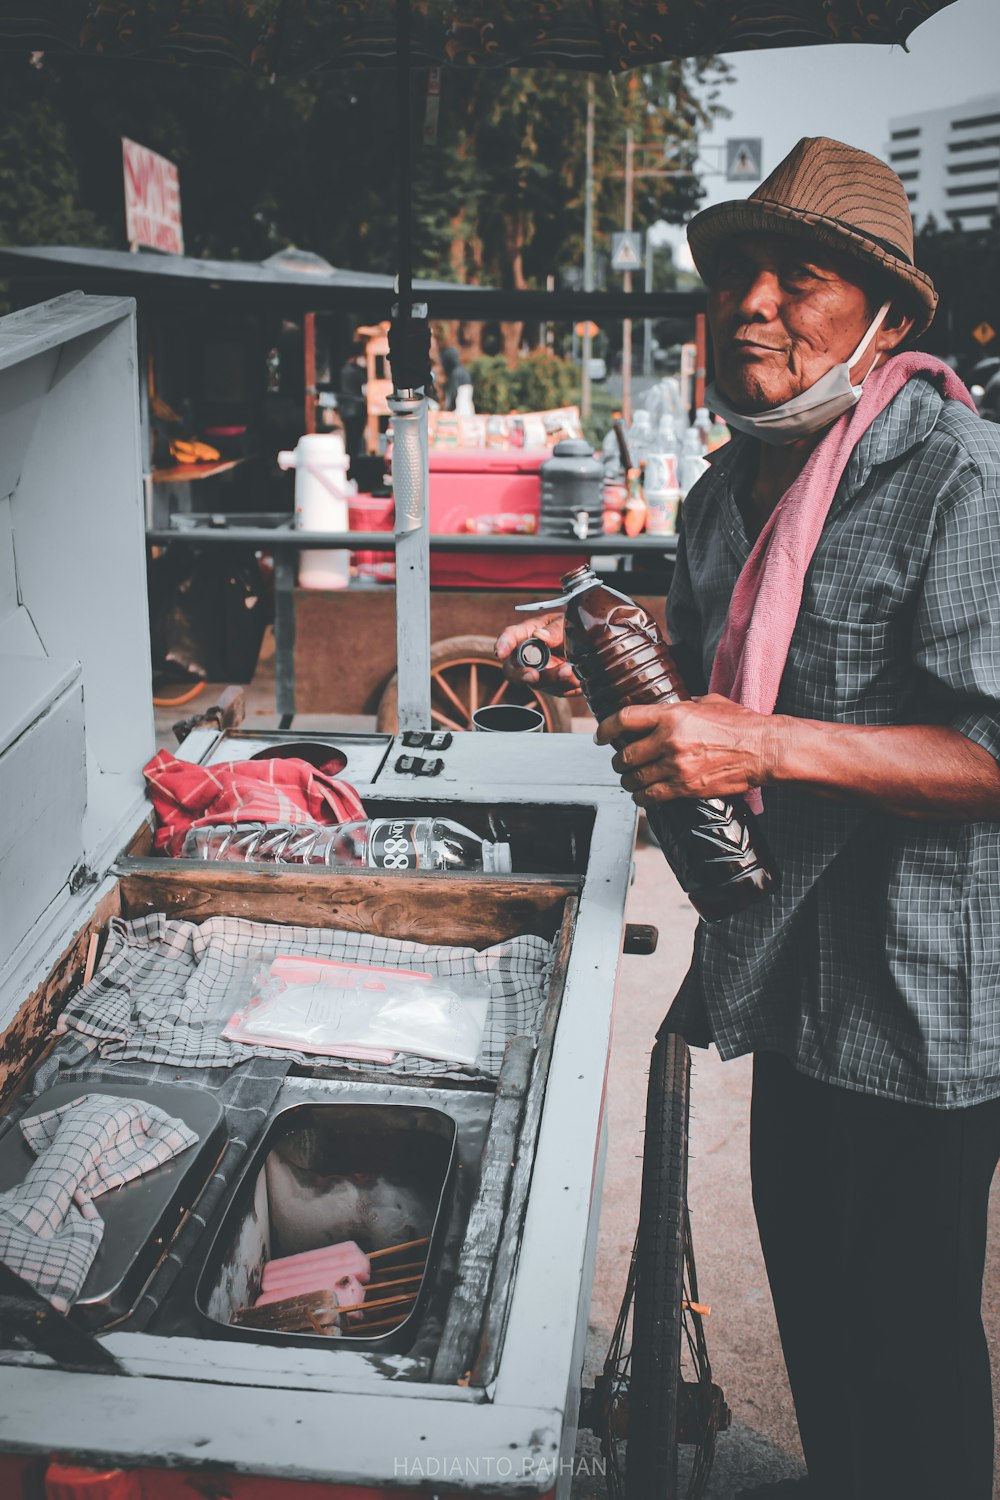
top-left (780, 611), bottom-right (906, 723)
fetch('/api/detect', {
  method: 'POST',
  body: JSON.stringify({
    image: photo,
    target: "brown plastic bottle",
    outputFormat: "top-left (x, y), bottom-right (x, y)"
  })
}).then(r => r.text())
top-left (560, 564), bottom-right (778, 921)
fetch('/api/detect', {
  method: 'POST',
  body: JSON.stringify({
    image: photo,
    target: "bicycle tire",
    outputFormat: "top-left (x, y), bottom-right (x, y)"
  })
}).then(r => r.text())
top-left (625, 1031), bottom-right (691, 1499)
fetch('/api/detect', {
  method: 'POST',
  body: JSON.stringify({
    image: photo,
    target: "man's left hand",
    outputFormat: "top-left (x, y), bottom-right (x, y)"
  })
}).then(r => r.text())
top-left (595, 696), bottom-right (777, 804)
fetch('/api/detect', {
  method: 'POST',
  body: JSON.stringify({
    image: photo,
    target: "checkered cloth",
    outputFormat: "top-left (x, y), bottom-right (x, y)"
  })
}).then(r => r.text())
top-left (665, 378), bottom-right (1000, 1107)
top-left (57, 915), bottom-right (553, 1080)
top-left (0, 1093), bottom-right (199, 1310)
top-left (1, 1049), bottom-right (292, 1331)
top-left (143, 750), bottom-right (367, 857)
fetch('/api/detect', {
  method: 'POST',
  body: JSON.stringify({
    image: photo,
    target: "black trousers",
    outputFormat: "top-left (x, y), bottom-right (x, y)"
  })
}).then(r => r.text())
top-left (750, 1052), bottom-right (1000, 1500)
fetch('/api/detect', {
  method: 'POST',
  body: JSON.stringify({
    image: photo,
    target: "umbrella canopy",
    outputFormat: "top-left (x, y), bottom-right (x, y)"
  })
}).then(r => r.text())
top-left (0, 0), bottom-right (957, 73)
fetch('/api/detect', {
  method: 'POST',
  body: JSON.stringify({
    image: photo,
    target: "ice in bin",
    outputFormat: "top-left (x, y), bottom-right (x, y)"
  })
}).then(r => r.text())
top-left (196, 1102), bottom-right (456, 1351)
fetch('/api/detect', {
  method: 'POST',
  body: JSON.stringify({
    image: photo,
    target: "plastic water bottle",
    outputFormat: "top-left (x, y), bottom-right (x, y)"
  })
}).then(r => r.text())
top-left (626, 409), bottom-right (653, 468)
top-left (680, 428), bottom-right (710, 497)
top-left (558, 564), bottom-right (778, 921)
top-left (181, 817), bottom-right (513, 873)
top-left (655, 413), bottom-right (681, 462)
top-left (643, 448), bottom-right (682, 536)
top-left (278, 432), bottom-right (352, 590)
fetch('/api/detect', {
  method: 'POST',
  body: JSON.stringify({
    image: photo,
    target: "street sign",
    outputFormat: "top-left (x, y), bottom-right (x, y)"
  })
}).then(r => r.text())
top-left (972, 320), bottom-right (996, 346)
top-left (726, 138), bottom-right (763, 182)
top-left (575, 321), bottom-right (600, 339)
top-left (122, 137), bottom-right (183, 255)
top-left (611, 231), bottom-right (643, 273)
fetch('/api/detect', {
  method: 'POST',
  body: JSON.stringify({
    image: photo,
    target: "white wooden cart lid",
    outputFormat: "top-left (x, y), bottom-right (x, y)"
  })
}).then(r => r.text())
top-left (0, 294), bottom-right (153, 1024)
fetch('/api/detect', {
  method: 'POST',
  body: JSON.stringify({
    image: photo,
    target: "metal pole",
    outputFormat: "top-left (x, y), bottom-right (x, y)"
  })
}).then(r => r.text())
top-left (390, 0), bottom-right (430, 732)
top-left (582, 76), bottom-right (595, 422)
top-left (396, 0), bottom-right (413, 324)
top-left (695, 312), bottom-right (707, 411)
top-left (643, 232), bottom-right (653, 380)
top-left (389, 391), bottom-right (432, 732)
top-left (303, 311), bottom-right (317, 435)
top-left (622, 127), bottom-right (634, 424)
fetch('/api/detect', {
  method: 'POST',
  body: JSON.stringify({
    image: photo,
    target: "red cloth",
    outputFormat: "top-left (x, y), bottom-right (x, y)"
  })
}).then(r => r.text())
top-left (143, 750), bottom-right (367, 857)
top-left (708, 356), bottom-right (977, 812)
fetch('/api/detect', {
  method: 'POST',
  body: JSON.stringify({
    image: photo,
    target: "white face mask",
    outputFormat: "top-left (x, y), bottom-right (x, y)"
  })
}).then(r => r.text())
top-left (705, 302), bottom-right (891, 447)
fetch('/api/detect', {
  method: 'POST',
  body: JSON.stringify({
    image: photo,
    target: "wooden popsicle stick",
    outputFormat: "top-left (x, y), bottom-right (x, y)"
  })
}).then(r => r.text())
top-left (368, 1236), bottom-right (430, 1261)
top-left (357, 1273), bottom-right (422, 1293)
top-left (339, 1290), bottom-right (418, 1314)
top-left (344, 1313), bottom-right (410, 1334)
top-left (369, 1258), bottom-right (425, 1277)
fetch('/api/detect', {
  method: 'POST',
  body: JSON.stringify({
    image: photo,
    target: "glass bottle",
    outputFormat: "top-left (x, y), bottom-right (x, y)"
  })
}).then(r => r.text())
top-left (560, 565), bottom-right (778, 921)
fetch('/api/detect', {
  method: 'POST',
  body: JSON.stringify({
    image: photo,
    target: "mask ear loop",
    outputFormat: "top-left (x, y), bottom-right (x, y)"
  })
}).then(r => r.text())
top-left (850, 301), bottom-right (892, 389)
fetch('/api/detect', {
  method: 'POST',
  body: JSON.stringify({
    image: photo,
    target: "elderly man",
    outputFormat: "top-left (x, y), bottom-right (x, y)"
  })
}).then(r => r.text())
top-left (497, 137), bottom-right (1000, 1500)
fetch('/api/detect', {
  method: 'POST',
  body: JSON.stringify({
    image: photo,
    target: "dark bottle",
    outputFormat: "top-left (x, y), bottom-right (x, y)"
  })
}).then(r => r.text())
top-left (560, 564), bottom-right (778, 921)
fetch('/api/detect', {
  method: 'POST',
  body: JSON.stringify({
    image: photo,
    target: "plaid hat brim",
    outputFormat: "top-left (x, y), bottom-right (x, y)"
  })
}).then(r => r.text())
top-left (687, 197), bottom-right (937, 336)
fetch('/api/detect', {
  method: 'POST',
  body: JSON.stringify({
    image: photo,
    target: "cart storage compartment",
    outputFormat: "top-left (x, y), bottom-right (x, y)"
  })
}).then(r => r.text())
top-left (197, 1101), bottom-right (456, 1351)
top-left (0, 295), bottom-right (152, 1033)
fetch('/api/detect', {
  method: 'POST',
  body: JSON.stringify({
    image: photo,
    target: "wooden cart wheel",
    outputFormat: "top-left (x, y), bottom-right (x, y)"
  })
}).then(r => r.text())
top-left (375, 634), bottom-right (574, 735)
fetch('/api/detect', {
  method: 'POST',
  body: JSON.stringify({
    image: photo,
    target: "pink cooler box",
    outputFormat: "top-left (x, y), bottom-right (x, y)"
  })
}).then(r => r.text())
top-left (428, 449), bottom-right (578, 589)
top-left (349, 495), bottom-right (395, 582)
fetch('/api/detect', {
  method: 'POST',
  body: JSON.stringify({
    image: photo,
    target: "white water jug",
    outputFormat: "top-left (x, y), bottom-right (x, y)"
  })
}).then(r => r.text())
top-left (278, 432), bottom-right (352, 589)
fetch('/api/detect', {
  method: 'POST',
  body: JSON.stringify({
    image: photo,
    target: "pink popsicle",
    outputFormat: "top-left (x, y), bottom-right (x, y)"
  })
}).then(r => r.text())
top-left (261, 1243), bottom-right (370, 1292)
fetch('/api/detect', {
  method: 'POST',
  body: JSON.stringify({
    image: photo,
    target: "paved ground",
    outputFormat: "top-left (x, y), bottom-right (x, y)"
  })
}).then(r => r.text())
top-left (573, 827), bottom-right (1000, 1499)
top-left (155, 654), bottom-right (1000, 1497)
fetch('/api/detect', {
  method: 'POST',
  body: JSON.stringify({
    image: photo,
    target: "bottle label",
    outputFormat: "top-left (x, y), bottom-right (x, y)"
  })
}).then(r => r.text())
top-left (367, 819), bottom-right (420, 871)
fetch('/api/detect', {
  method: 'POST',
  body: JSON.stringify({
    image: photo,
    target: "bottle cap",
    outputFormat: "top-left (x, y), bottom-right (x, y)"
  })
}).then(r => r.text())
top-left (515, 639), bottom-right (552, 670)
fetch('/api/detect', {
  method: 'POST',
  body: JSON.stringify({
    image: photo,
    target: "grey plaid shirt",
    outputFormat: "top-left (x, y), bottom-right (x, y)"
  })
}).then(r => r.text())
top-left (665, 375), bottom-right (1000, 1107)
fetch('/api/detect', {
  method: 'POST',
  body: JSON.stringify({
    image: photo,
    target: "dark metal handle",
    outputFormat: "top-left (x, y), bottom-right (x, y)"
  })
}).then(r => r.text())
top-left (623, 922), bottom-right (658, 956)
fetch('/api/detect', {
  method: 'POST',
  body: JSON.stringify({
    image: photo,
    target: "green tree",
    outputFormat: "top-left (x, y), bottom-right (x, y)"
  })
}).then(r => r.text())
top-left (0, 52), bottom-right (729, 338)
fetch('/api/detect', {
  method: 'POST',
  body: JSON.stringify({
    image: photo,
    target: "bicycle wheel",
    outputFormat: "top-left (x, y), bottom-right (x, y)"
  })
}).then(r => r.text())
top-left (625, 1030), bottom-right (690, 1498)
top-left (587, 1033), bottom-right (726, 1500)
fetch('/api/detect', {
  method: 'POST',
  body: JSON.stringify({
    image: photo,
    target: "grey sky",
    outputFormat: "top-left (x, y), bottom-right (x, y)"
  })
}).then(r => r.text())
top-left (696, 0), bottom-right (1000, 211)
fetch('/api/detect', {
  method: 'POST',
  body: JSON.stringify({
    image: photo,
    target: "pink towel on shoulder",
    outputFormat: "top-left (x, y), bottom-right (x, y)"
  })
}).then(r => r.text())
top-left (708, 355), bottom-right (977, 812)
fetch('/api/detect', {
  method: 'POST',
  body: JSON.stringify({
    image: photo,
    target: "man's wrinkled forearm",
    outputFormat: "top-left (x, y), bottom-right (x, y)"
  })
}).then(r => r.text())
top-left (765, 717), bottom-right (1000, 820)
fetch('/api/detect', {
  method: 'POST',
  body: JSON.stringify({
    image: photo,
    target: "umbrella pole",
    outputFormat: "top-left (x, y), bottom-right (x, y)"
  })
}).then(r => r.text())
top-left (390, 0), bottom-right (432, 733)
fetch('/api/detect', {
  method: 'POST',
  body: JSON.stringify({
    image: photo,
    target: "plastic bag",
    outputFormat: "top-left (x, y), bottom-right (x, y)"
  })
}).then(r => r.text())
top-left (223, 954), bottom-right (490, 1068)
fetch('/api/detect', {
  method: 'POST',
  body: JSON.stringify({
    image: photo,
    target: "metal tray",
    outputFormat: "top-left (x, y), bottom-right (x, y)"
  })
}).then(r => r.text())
top-left (195, 1100), bottom-right (457, 1353)
top-left (0, 1080), bottom-right (226, 1331)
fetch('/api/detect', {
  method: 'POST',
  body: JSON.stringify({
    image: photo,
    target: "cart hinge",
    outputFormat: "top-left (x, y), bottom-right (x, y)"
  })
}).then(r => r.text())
top-left (69, 864), bottom-right (99, 896)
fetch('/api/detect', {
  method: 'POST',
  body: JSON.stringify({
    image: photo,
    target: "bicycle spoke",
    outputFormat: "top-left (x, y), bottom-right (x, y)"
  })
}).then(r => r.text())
top-left (431, 668), bottom-right (473, 724)
top-left (429, 707), bottom-right (465, 733)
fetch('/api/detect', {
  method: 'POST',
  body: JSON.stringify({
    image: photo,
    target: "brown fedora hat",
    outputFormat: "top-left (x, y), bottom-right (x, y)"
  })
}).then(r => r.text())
top-left (687, 136), bottom-right (937, 335)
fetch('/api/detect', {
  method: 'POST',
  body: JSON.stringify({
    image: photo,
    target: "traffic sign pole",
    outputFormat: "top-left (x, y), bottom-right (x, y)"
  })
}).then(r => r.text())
top-left (582, 78), bottom-right (595, 422)
top-left (623, 128), bottom-right (634, 424)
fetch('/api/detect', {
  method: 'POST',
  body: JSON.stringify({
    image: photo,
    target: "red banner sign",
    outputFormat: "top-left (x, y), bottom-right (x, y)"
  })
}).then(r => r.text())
top-left (123, 137), bottom-right (184, 255)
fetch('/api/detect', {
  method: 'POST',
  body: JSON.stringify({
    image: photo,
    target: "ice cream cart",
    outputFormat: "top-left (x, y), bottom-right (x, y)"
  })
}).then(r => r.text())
top-left (0, 294), bottom-right (718, 1500)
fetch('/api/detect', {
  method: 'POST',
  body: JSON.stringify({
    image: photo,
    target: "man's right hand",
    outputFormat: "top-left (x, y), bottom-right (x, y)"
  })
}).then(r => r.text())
top-left (494, 610), bottom-right (582, 697)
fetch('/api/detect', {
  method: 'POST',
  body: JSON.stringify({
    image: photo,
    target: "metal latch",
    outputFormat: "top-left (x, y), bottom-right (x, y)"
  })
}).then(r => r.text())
top-left (401, 731), bottom-right (453, 750)
top-left (394, 754), bottom-right (444, 777)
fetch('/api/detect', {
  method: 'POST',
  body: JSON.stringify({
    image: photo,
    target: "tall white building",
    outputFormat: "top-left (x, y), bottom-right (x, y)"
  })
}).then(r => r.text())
top-left (887, 94), bottom-right (1000, 233)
